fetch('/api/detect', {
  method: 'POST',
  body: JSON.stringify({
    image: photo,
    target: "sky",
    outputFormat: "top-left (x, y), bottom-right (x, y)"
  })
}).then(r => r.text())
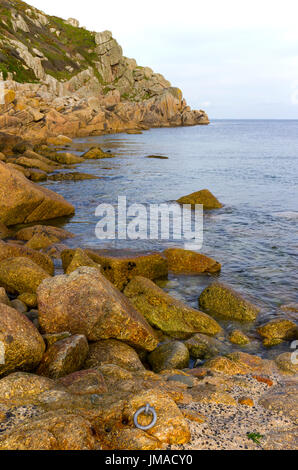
top-left (28, 0), bottom-right (298, 119)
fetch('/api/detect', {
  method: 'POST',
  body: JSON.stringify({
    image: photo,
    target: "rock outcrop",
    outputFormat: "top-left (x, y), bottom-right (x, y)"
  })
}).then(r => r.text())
top-left (0, 0), bottom-right (209, 141)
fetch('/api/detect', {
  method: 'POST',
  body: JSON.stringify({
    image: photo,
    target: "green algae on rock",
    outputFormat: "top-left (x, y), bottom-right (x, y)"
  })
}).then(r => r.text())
top-left (229, 329), bottom-right (250, 345)
top-left (199, 281), bottom-right (260, 322)
top-left (124, 276), bottom-right (221, 338)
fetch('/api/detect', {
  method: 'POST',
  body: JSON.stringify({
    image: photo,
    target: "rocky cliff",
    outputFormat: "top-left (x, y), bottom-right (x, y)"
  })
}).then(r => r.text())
top-left (0, 0), bottom-right (209, 140)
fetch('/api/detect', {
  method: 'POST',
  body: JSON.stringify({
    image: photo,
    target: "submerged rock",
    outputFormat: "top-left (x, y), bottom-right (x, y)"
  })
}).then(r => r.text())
top-left (0, 162), bottom-right (74, 226)
top-left (84, 339), bottom-right (145, 371)
top-left (274, 352), bottom-right (298, 374)
top-left (148, 341), bottom-right (190, 372)
top-left (61, 249), bottom-right (168, 291)
top-left (257, 319), bottom-right (298, 347)
top-left (177, 189), bottom-right (223, 210)
top-left (0, 304), bottom-right (45, 377)
top-left (48, 172), bottom-right (101, 181)
top-left (199, 282), bottom-right (260, 322)
top-left (37, 335), bottom-right (89, 379)
top-left (163, 247), bottom-right (221, 274)
top-left (124, 276), bottom-right (221, 338)
top-left (0, 257), bottom-right (51, 294)
top-left (37, 267), bottom-right (158, 351)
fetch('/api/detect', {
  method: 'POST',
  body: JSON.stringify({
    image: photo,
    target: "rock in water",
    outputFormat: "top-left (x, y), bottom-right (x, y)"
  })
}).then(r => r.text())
top-left (148, 341), bottom-right (190, 372)
top-left (177, 189), bottom-right (223, 209)
top-left (0, 162), bottom-right (74, 226)
top-left (0, 303), bottom-right (45, 377)
top-left (124, 276), bottom-right (221, 338)
top-left (61, 249), bottom-right (168, 291)
top-left (36, 335), bottom-right (89, 379)
top-left (199, 281), bottom-right (260, 322)
top-left (257, 319), bottom-right (298, 347)
top-left (163, 248), bottom-right (221, 274)
top-left (37, 267), bottom-right (158, 351)
top-left (0, 257), bottom-right (51, 294)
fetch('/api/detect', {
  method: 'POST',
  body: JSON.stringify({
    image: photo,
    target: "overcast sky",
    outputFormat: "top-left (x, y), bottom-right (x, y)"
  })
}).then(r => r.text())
top-left (29, 0), bottom-right (298, 119)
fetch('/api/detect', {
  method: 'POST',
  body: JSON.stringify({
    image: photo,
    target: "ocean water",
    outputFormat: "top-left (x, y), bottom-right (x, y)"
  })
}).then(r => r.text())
top-left (41, 120), bottom-right (298, 357)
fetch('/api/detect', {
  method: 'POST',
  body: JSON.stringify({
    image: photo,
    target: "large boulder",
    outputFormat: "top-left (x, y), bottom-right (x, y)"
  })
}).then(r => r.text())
top-left (199, 282), bottom-right (260, 322)
top-left (124, 276), bottom-right (221, 338)
top-left (257, 319), bottom-right (298, 347)
top-left (0, 162), bottom-right (74, 226)
top-left (84, 339), bottom-right (145, 372)
top-left (177, 189), bottom-right (223, 210)
top-left (0, 240), bottom-right (54, 275)
top-left (163, 248), bottom-right (221, 274)
top-left (61, 249), bottom-right (168, 291)
top-left (0, 257), bottom-right (51, 294)
top-left (148, 341), bottom-right (190, 373)
top-left (37, 267), bottom-right (158, 351)
top-left (0, 303), bottom-right (45, 376)
top-left (36, 335), bottom-right (89, 379)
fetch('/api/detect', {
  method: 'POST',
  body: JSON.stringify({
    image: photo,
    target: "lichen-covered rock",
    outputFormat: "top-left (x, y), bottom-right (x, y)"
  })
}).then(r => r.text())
top-left (0, 411), bottom-right (98, 450)
top-left (0, 162), bottom-right (74, 226)
top-left (257, 319), bottom-right (298, 347)
top-left (0, 222), bottom-right (10, 240)
top-left (124, 276), bottom-right (221, 338)
top-left (62, 249), bottom-right (168, 291)
top-left (17, 292), bottom-right (37, 308)
top-left (36, 335), bottom-right (89, 379)
top-left (49, 172), bottom-right (101, 181)
top-left (148, 342), bottom-right (190, 373)
top-left (199, 282), bottom-right (260, 322)
top-left (0, 287), bottom-right (10, 306)
top-left (81, 147), bottom-right (115, 159)
top-left (37, 267), bottom-right (158, 351)
top-left (64, 248), bottom-right (100, 275)
top-left (229, 329), bottom-right (250, 345)
top-left (47, 135), bottom-right (72, 145)
top-left (84, 339), bottom-right (145, 372)
top-left (16, 225), bottom-right (74, 242)
top-left (0, 304), bottom-right (45, 377)
top-left (57, 369), bottom-right (107, 395)
top-left (15, 156), bottom-right (54, 173)
top-left (0, 240), bottom-right (54, 275)
top-left (184, 333), bottom-right (228, 359)
top-left (25, 233), bottom-right (60, 250)
top-left (42, 332), bottom-right (72, 349)
top-left (0, 372), bottom-right (56, 400)
top-left (50, 152), bottom-right (84, 165)
top-left (177, 189), bottom-right (223, 210)
top-left (163, 248), bottom-right (221, 274)
top-left (0, 257), bottom-right (51, 294)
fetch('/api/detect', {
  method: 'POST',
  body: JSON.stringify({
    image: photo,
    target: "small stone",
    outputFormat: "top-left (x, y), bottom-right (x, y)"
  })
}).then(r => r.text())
top-left (148, 341), bottom-right (190, 373)
top-left (238, 397), bottom-right (254, 407)
top-left (10, 299), bottom-right (27, 314)
top-left (229, 329), bottom-right (250, 345)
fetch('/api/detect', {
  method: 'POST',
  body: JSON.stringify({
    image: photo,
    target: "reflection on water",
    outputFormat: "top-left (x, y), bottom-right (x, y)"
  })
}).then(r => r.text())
top-left (41, 120), bottom-right (298, 357)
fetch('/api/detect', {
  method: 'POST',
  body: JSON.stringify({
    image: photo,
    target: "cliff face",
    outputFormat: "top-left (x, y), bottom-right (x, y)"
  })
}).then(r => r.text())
top-left (0, 0), bottom-right (209, 140)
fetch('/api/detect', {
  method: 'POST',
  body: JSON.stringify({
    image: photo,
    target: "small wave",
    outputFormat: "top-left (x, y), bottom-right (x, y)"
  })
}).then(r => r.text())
top-left (274, 211), bottom-right (298, 219)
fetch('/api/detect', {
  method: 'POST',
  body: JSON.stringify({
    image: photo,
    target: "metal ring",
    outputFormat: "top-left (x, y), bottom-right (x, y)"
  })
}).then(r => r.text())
top-left (133, 403), bottom-right (157, 431)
